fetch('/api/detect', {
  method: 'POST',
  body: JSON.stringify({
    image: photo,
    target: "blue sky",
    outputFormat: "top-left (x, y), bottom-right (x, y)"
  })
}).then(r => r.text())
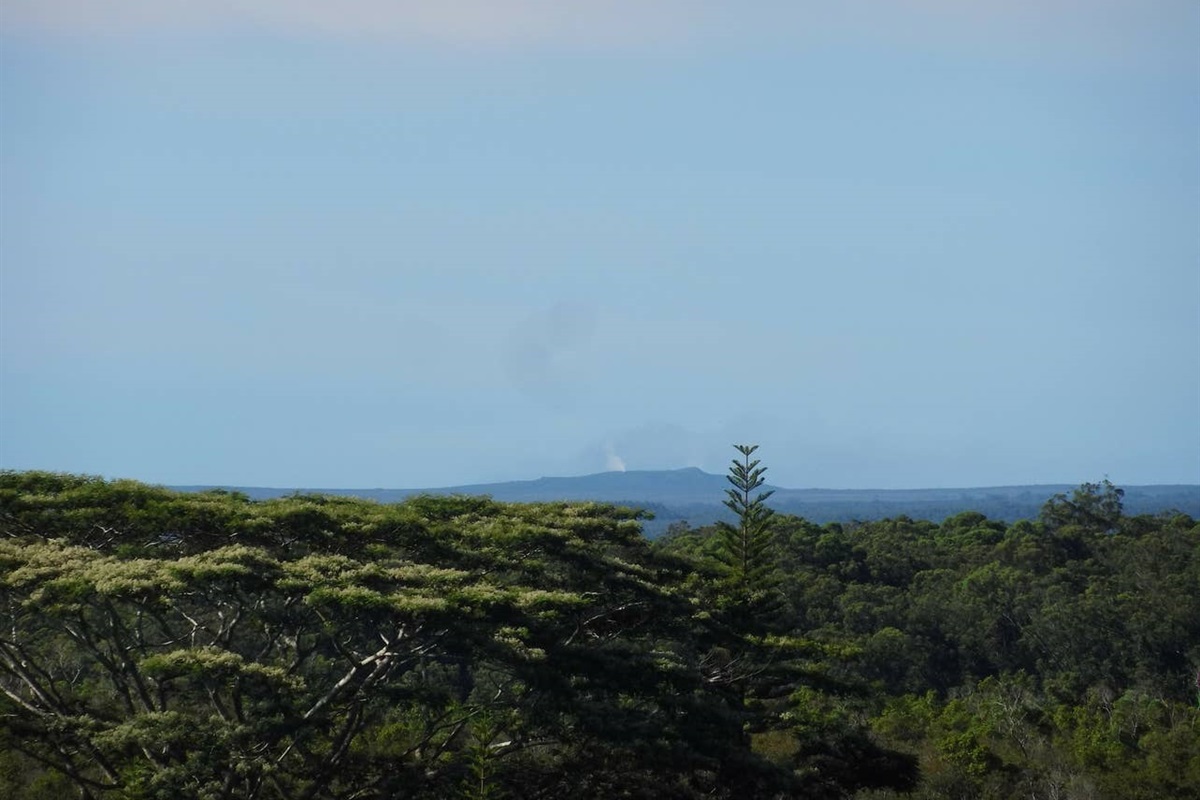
top-left (2, 1), bottom-right (1197, 489)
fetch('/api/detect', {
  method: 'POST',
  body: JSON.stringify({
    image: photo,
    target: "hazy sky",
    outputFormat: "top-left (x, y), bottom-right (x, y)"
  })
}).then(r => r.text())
top-left (2, 1), bottom-right (1197, 489)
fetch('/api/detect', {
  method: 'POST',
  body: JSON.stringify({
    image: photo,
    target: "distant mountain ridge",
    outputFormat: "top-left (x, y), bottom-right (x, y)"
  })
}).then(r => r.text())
top-left (173, 468), bottom-right (1200, 537)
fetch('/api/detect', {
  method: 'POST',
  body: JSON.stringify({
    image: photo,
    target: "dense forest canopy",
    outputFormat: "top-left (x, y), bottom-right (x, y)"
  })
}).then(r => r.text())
top-left (1, 467), bottom-right (1197, 799)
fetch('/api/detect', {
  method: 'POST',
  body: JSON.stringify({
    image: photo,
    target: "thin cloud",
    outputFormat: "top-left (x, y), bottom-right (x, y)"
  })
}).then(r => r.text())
top-left (0, 0), bottom-right (711, 48)
top-left (2, 0), bottom-right (1189, 59)
top-left (503, 301), bottom-right (599, 409)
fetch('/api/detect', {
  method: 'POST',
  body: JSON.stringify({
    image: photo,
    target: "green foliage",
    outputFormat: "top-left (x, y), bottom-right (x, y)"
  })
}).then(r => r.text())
top-left (1041, 478), bottom-right (1126, 533)
top-left (716, 445), bottom-right (777, 592)
top-left (5, 472), bottom-right (1191, 799)
top-left (659, 478), bottom-right (1200, 799)
top-left (0, 472), bottom-right (818, 799)
top-left (869, 678), bottom-right (1200, 800)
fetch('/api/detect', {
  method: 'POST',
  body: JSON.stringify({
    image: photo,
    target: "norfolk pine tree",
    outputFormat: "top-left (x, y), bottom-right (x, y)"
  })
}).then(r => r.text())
top-left (709, 443), bottom-right (793, 648)
top-left (717, 444), bottom-right (778, 598)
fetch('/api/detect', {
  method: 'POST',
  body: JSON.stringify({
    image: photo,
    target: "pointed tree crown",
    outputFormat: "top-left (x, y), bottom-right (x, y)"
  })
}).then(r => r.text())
top-left (716, 444), bottom-right (777, 593)
top-left (723, 444), bottom-right (776, 526)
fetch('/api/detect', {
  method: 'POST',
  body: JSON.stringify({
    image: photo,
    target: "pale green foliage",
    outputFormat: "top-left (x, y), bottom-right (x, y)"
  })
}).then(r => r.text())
top-left (2, 472), bottom-right (788, 800)
top-left (139, 647), bottom-right (301, 688)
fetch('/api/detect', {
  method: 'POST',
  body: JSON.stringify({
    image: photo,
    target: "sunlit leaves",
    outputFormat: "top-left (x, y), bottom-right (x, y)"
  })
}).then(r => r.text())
top-left (139, 647), bottom-right (301, 690)
top-left (0, 473), bottom-right (767, 799)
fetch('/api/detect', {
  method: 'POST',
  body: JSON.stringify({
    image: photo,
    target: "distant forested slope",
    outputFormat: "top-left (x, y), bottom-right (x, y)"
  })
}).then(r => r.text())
top-left (173, 468), bottom-right (1200, 537)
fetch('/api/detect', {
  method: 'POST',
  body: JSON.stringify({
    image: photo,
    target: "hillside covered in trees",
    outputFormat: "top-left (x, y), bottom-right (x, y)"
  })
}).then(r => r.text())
top-left (170, 471), bottom-right (1200, 538)
top-left (1, 464), bottom-right (1197, 799)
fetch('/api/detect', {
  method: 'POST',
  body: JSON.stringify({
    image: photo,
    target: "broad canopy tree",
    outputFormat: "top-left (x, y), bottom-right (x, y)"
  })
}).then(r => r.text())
top-left (0, 471), bottom-right (837, 800)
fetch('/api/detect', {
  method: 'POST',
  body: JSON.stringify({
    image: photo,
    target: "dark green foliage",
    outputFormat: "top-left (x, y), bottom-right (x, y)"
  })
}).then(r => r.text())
top-left (1041, 479), bottom-right (1126, 533)
top-left (6, 471), bottom-right (1191, 799)
top-left (0, 471), bottom-right (820, 799)
top-left (716, 445), bottom-right (777, 592)
top-left (659, 452), bottom-right (918, 796)
top-left (709, 445), bottom-right (790, 640)
top-left (659, 479), bottom-right (1200, 799)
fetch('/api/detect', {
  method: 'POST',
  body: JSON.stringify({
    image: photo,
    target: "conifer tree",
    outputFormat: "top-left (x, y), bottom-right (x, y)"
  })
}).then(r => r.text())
top-left (716, 444), bottom-right (777, 598)
top-left (715, 443), bottom-right (772, 594)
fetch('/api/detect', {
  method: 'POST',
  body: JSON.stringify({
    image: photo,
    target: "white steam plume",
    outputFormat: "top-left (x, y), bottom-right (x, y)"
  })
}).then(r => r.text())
top-left (603, 442), bottom-right (627, 473)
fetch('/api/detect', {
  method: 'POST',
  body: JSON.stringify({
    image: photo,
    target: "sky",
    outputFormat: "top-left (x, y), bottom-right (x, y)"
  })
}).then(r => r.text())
top-left (1, 1), bottom-right (1197, 490)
